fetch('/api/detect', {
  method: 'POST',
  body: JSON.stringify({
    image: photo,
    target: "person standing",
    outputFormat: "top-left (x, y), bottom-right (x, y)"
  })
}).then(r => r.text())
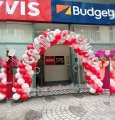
top-left (98, 54), bottom-right (110, 90)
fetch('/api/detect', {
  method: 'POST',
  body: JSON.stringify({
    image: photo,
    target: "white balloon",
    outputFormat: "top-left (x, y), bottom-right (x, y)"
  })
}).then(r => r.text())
top-left (87, 72), bottom-right (92, 76)
top-left (82, 58), bottom-right (87, 63)
top-left (0, 93), bottom-right (5, 100)
top-left (95, 67), bottom-right (100, 71)
top-left (79, 55), bottom-right (83, 60)
top-left (34, 38), bottom-right (39, 44)
top-left (25, 65), bottom-right (32, 71)
top-left (15, 73), bottom-right (22, 79)
top-left (0, 73), bottom-right (6, 79)
top-left (91, 75), bottom-right (97, 80)
top-left (54, 29), bottom-right (61, 34)
top-left (25, 50), bottom-right (28, 54)
top-left (12, 87), bottom-right (16, 92)
top-left (1, 68), bottom-right (5, 73)
top-left (84, 69), bottom-right (87, 72)
top-left (17, 68), bottom-right (20, 73)
top-left (110, 79), bottom-right (115, 86)
top-left (97, 81), bottom-right (103, 87)
top-left (1, 78), bottom-right (7, 84)
top-left (87, 84), bottom-right (91, 88)
top-left (36, 55), bottom-right (41, 61)
top-left (24, 88), bottom-right (31, 93)
top-left (89, 88), bottom-right (96, 94)
top-left (94, 79), bottom-right (99, 84)
top-left (87, 60), bottom-right (92, 65)
top-left (12, 93), bottom-right (20, 100)
top-left (33, 49), bottom-right (39, 54)
top-left (17, 78), bottom-right (25, 85)
top-left (22, 83), bottom-right (29, 89)
top-left (22, 53), bottom-right (27, 58)
top-left (73, 44), bottom-right (79, 49)
top-left (22, 60), bottom-right (28, 66)
top-left (28, 70), bottom-right (34, 76)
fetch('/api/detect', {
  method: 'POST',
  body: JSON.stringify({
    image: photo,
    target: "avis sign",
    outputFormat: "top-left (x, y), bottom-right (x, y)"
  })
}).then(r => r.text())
top-left (0, 0), bottom-right (51, 22)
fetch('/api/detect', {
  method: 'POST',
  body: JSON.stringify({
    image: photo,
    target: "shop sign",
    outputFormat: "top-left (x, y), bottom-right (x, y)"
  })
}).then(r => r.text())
top-left (0, 0), bottom-right (115, 24)
top-left (52, 0), bottom-right (115, 24)
top-left (55, 56), bottom-right (64, 65)
top-left (0, 0), bottom-right (51, 22)
top-left (45, 56), bottom-right (55, 65)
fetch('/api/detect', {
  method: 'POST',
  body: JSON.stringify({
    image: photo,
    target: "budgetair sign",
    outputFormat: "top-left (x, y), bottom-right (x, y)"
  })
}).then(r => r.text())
top-left (52, 1), bottom-right (115, 24)
top-left (73, 6), bottom-right (115, 20)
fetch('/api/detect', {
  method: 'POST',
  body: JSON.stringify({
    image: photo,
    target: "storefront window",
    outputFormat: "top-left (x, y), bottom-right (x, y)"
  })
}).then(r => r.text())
top-left (0, 22), bottom-right (33, 43)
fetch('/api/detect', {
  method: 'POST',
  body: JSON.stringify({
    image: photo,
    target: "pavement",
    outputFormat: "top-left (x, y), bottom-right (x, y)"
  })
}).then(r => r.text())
top-left (0, 92), bottom-right (115, 120)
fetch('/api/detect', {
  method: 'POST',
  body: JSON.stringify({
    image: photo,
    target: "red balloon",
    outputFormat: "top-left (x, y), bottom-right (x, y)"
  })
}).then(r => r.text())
top-left (83, 51), bottom-right (88, 56)
top-left (31, 62), bottom-right (37, 68)
top-left (110, 72), bottom-right (114, 79)
top-left (0, 83), bottom-right (7, 88)
top-left (55, 34), bottom-right (61, 41)
top-left (110, 87), bottom-right (115, 93)
top-left (27, 79), bottom-right (32, 86)
top-left (26, 52), bottom-right (31, 57)
top-left (43, 31), bottom-right (47, 37)
top-left (13, 83), bottom-right (21, 89)
top-left (85, 64), bottom-right (90, 70)
top-left (96, 87), bottom-right (103, 93)
top-left (0, 88), bottom-right (2, 92)
top-left (71, 38), bottom-right (76, 44)
top-left (18, 63), bottom-right (25, 69)
top-left (16, 88), bottom-right (24, 95)
top-left (92, 84), bottom-right (98, 90)
top-left (2, 63), bottom-right (7, 68)
top-left (21, 93), bottom-right (28, 101)
top-left (23, 74), bottom-right (30, 80)
top-left (19, 69), bottom-right (27, 75)
top-left (1, 88), bottom-right (7, 94)
top-left (63, 40), bottom-right (69, 45)
top-left (87, 79), bottom-right (94, 84)
top-left (85, 75), bottom-right (90, 80)
top-left (39, 47), bottom-right (46, 55)
top-left (77, 49), bottom-right (82, 54)
top-left (82, 63), bottom-right (86, 67)
top-left (27, 44), bottom-right (34, 50)
top-left (14, 78), bottom-right (18, 82)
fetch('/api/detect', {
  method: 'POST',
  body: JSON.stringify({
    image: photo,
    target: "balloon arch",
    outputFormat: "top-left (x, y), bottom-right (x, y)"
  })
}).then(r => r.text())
top-left (0, 59), bottom-right (7, 100)
top-left (1, 29), bottom-right (104, 101)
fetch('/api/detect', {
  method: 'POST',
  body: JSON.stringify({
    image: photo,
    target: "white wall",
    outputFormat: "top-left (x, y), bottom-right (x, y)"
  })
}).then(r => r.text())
top-left (44, 45), bottom-right (70, 82)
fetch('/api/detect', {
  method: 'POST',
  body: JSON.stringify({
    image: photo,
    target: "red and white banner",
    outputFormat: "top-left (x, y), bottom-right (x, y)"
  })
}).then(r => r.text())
top-left (0, 0), bottom-right (51, 22)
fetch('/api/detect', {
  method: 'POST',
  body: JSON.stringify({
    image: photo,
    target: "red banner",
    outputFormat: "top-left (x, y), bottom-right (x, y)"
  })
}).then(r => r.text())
top-left (45, 56), bottom-right (55, 65)
top-left (0, 0), bottom-right (6, 20)
top-left (0, 0), bottom-right (51, 22)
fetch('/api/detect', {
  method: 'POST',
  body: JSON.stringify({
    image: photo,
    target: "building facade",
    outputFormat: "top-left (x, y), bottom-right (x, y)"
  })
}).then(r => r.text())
top-left (0, 0), bottom-right (115, 88)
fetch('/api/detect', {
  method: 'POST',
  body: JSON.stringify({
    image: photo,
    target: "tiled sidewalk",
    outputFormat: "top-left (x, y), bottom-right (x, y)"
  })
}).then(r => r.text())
top-left (0, 92), bottom-right (114, 120)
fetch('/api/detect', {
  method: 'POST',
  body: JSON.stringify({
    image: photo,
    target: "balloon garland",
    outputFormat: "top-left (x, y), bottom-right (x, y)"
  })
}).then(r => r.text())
top-left (0, 59), bottom-right (7, 101)
top-left (95, 49), bottom-right (115, 94)
top-left (110, 50), bottom-right (115, 94)
top-left (12, 29), bottom-right (103, 101)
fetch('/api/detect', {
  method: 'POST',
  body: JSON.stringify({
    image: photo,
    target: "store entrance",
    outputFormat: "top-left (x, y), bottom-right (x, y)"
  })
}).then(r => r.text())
top-left (36, 45), bottom-right (71, 87)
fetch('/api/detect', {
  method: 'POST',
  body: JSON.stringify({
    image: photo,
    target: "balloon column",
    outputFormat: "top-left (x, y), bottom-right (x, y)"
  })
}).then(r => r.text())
top-left (12, 29), bottom-right (103, 101)
top-left (0, 59), bottom-right (7, 101)
top-left (110, 50), bottom-right (115, 94)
